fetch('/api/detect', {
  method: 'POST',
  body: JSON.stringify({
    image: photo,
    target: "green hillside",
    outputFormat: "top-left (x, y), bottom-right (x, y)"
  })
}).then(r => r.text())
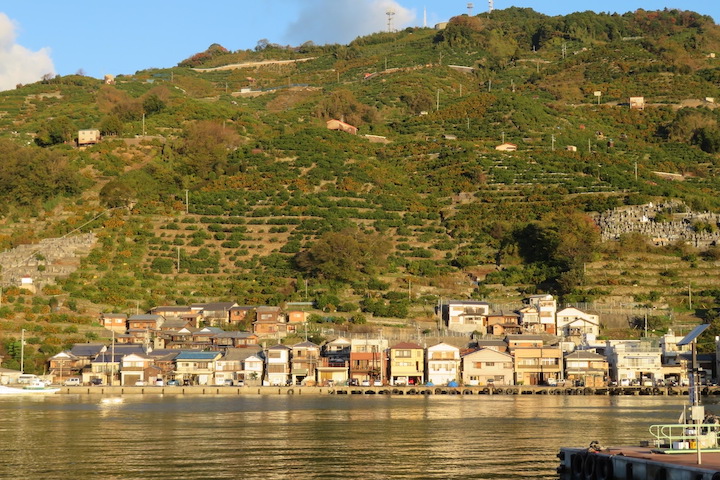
top-left (3, 8), bottom-right (720, 369)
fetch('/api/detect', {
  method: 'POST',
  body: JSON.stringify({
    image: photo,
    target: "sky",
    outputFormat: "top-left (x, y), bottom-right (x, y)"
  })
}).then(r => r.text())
top-left (0, 0), bottom-right (718, 91)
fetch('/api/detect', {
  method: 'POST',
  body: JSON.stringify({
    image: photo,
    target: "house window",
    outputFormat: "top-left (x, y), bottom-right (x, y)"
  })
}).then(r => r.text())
top-left (485, 362), bottom-right (495, 367)
top-left (395, 350), bottom-right (411, 358)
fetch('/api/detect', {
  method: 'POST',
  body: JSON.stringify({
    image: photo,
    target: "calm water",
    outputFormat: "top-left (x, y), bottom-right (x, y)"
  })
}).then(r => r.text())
top-left (0, 393), bottom-right (707, 479)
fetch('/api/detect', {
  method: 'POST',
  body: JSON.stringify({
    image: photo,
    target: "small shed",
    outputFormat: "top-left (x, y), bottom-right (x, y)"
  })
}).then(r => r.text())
top-left (78, 129), bottom-right (101, 146)
top-left (326, 119), bottom-right (358, 135)
top-left (629, 97), bottom-right (645, 110)
top-left (495, 143), bottom-right (517, 151)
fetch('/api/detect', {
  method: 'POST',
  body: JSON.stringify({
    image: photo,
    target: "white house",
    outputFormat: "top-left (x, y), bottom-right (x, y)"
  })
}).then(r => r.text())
top-left (265, 344), bottom-right (291, 386)
top-left (604, 340), bottom-right (662, 384)
top-left (524, 294), bottom-right (557, 334)
top-left (444, 300), bottom-right (490, 333)
top-left (426, 343), bottom-right (460, 385)
top-left (556, 307), bottom-right (600, 340)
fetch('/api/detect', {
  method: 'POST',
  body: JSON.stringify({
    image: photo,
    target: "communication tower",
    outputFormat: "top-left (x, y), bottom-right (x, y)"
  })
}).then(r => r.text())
top-left (386, 9), bottom-right (395, 32)
top-left (467, 3), bottom-right (474, 16)
top-left (489, 0), bottom-right (494, 14)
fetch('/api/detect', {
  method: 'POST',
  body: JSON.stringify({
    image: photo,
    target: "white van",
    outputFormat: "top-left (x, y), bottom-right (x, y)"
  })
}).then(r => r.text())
top-left (17, 374), bottom-right (39, 385)
top-left (63, 377), bottom-right (81, 386)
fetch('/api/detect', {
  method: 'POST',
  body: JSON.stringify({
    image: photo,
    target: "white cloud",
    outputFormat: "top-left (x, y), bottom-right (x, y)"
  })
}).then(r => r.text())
top-left (284, 0), bottom-right (415, 46)
top-left (0, 13), bottom-right (54, 92)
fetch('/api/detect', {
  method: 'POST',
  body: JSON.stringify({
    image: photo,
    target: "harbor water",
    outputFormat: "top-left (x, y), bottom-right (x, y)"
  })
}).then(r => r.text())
top-left (0, 394), bottom-right (708, 479)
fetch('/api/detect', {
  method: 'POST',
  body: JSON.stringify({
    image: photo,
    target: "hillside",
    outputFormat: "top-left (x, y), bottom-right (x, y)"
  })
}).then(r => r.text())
top-left (2, 7), bottom-right (720, 368)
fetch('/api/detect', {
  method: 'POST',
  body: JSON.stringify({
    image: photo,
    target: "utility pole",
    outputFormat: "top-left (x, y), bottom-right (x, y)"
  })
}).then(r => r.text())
top-left (177, 247), bottom-right (181, 272)
top-left (551, 134), bottom-right (555, 151)
top-left (436, 89), bottom-right (440, 111)
top-left (20, 328), bottom-right (25, 373)
top-left (185, 189), bottom-right (189, 214)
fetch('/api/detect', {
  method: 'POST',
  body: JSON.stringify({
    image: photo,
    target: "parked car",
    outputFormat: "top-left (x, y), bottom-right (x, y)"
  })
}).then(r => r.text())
top-left (155, 379), bottom-right (164, 387)
top-left (348, 379), bottom-right (359, 386)
top-left (63, 377), bottom-right (81, 386)
top-left (135, 381), bottom-right (146, 386)
top-left (90, 378), bottom-right (103, 386)
top-left (223, 379), bottom-right (234, 386)
top-left (166, 380), bottom-right (180, 386)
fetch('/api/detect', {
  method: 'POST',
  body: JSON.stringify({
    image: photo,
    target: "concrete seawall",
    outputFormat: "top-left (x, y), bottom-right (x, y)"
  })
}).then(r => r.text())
top-left (57, 385), bottom-right (720, 396)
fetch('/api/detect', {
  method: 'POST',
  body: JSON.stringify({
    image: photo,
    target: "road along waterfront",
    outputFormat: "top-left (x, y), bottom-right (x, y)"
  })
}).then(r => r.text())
top-left (0, 393), bottom-right (710, 479)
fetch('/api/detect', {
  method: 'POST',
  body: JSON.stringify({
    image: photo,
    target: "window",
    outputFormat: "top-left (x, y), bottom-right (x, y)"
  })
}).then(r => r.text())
top-left (395, 350), bottom-right (411, 358)
top-left (485, 362), bottom-right (495, 367)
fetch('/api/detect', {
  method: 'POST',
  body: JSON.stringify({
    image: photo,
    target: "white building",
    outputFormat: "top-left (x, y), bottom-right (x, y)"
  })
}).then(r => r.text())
top-left (556, 307), bottom-right (600, 339)
top-left (426, 343), bottom-right (460, 385)
top-left (444, 300), bottom-right (490, 333)
top-left (265, 344), bottom-right (291, 386)
top-left (604, 340), bottom-right (662, 384)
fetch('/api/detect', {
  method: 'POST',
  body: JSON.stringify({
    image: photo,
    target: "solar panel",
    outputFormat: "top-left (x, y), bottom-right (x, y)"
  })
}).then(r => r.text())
top-left (677, 324), bottom-right (711, 346)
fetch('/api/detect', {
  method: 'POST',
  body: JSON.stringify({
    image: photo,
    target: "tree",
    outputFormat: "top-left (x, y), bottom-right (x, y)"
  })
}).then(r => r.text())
top-left (35, 116), bottom-right (76, 146)
top-left (295, 229), bottom-right (390, 283)
top-left (143, 94), bottom-right (166, 116)
top-left (99, 114), bottom-right (124, 136)
top-left (99, 180), bottom-right (134, 208)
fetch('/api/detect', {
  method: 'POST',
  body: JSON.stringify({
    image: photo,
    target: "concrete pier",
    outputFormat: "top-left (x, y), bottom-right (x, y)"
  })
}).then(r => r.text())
top-left (558, 446), bottom-right (720, 480)
top-left (55, 385), bottom-right (720, 396)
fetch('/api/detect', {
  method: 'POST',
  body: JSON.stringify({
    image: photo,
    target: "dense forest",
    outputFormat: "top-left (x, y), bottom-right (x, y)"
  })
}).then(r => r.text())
top-left (2, 7), bottom-right (720, 370)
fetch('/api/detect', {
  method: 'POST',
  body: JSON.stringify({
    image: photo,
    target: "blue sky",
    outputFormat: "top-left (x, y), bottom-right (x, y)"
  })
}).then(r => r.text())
top-left (0, 0), bottom-right (718, 91)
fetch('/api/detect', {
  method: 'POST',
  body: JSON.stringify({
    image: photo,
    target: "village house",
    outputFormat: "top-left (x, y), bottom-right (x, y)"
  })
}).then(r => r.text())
top-left (485, 311), bottom-right (522, 336)
top-left (317, 338), bottom-right (351, 385)
top-left (48, 351), bottom-right (80, 384)
top-left (192, 301), bottom-right (238, 326)
top-left (228, 305), bottom-right (255, 326)
top-left (174, 351), bottom-right (222, 385)
top-left (443, 300), bottom-right (491, 333)
top-left (556, 307), bottom-right (600, 340)
top-left (265, 344), bottom-right (291, 386)
top-left (602, 339), bottom-right (663, 385)
top-left (461, 348), bottom-right (514, 386)
top-left (242, 351), bottom-right (265, 384)
top-left (426, 342), bottom-right (460, 385)
top-left (127, 314), bottom-right (165, 342)
top-left (252, 306), bottom-right (284, 336)
top-left (563, 350), bottom-right (608, 387)
top-left (214, 349), bottom-right (247, 385)
top-left (521, 294), bottom-right (557, 334)
top-left (507, 335), bottom-right (562, 385)
top-left (100, 313), bottom-right (127, 334)
top-left (349, 337), bottom-right (388, 385)
top-left (119, 353), bottom-right (158, 386)
top-left (388, 342), bottom-right (424, 386)
top-left (290, 341), bottom-right (320, 386)
top-left (210, 331), bottom-right (258, 349)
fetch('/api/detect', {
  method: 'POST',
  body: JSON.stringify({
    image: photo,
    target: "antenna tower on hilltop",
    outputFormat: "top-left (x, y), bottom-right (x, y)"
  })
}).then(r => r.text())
top-left (488, 0), bottom-right (494, 14)
top-left (386, 9), bottom-right (396, 32)
top-left (467, 3), bottom-right (474, 16)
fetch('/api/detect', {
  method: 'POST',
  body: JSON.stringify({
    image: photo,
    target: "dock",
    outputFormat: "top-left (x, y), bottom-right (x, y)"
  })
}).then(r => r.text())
top-left (558, 445), bottom-right (720, 480)
top-left (54, 385), bottom-right (720, 396)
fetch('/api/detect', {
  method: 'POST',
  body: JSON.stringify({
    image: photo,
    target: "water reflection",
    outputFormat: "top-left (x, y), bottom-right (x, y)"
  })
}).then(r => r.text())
top-left (0, 394), bottom-right (699, 479)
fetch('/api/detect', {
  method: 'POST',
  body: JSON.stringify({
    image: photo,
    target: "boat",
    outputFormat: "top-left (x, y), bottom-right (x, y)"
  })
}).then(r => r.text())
top-left (0, 382), bottom-right (59, 395)
top-left (558, 325), bottom-right (720, 480)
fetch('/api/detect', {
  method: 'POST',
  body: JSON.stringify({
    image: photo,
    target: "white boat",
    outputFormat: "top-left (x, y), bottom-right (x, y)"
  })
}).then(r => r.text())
top-left (0, 382), bottom-right (59, 395)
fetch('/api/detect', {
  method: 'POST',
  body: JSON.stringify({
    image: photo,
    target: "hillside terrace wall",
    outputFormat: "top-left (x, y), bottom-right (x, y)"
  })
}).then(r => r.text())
top-left (592, 202), bottom-right (720, 248)
top-left (0, 233), bottom-right (97, 288)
